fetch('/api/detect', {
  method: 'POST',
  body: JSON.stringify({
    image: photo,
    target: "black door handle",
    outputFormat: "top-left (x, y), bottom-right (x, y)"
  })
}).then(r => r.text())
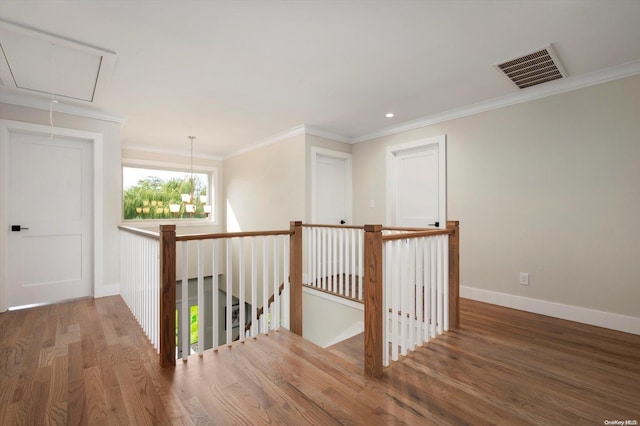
top-left (340, 220), bottom-right (346, 225)
top-left (11, 225), bottom-right (29, 232)
top-left (428, 221), bottom-right (439, 227)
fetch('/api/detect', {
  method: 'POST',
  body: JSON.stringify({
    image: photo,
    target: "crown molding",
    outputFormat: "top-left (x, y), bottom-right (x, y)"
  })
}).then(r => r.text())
top-left (224, 124), bottom-right (307, 159)
top-left (123, 143), bottom-right (223, 161)
top-left (304, 126), bottom-right (351, 143)
top-left (0, 90), bottom-right (126, 124)
top-left (352, 59), bottom-right (640, 144)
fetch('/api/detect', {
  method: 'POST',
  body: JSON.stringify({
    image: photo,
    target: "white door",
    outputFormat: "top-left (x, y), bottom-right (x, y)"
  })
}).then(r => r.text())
top-left (312, 149), bottom-right (352, 225)
top-left (7, 131), bottom-right (93, 307)
top-left (388, 135), bottom-right (446, 228)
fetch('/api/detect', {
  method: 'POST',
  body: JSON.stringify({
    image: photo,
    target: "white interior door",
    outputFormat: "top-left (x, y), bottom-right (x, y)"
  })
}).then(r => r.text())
top-left (7, 131), bottom-right (93, 307)
top-left (312, 149), bottom-right (352, 225)
top-left (388, 135), bottom-right (446, 228)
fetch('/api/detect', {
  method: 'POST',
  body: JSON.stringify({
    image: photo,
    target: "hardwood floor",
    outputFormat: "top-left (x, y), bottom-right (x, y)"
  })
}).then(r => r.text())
top-left (1, 296), bottom-right (638, 425)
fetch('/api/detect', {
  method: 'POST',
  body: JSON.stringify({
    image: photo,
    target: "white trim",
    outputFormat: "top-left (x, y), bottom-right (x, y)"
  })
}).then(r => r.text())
top-left (353, 60), bottom-right (640, 144)
top-left (322, 321), bottom-right (364, 348)
top-left (123, 144), bottom-right (223, 161)
top-left (386, 135), bottom-right (446, 228)
top-left (303, 286), bottom-right (364, 311)
top-left (0, 19), bottom-right (118, 107)
top-left (310, 147), bottom-right (353, 224)
top-left (121, 158), bottom-right (220, 226)
top-left (0, 119), bottom-right (105, 311)
top-left (460, 286), bottom-right (640, 335)
top-left (305, 126), bottom-right (351, 144)
top-left (225, 124), bottom-right (306, 159)
top-left (224, 125), bottom-right (351, 160)
top-left (0, 91), bottom-right (126, 124)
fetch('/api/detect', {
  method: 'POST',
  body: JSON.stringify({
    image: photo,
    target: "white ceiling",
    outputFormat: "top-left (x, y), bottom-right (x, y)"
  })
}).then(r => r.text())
top-left (1, 1), bottom-right (639, 158)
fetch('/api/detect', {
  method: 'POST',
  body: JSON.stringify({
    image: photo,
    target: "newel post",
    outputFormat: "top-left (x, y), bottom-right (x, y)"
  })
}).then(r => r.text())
top-left (289, 221), bottom-right (303, 336)
top-left (159, 224), bottom-right (176, 367)
top-left (364, 224), bottom-right (383, 377)
top-left (447, 221), bottom-right (460, 329)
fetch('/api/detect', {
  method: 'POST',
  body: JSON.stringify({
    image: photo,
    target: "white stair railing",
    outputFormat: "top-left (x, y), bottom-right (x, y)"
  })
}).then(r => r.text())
top-left (383, 233), bottom-right (449, 366)
top-left (119, 227), bottom-right (160, 353)
top-left (303, 225), bottom-right (364, 300)
top-left (177, 232), bottom-right (291, 361)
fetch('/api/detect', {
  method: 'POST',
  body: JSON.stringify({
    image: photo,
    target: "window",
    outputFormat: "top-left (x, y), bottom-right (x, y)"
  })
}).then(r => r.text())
top-left (122, 165), bottom-right (214, 221)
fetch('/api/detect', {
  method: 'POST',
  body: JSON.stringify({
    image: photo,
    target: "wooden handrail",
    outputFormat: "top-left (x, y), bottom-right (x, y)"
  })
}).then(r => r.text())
top-left (176, 229), bottom-right (292, 242)
top-left (382, 228), bottom-right (452, 241)
top-left (303, 223), bottom-right (364, 230)
top-left (244, 282), bottom-right (286, 332)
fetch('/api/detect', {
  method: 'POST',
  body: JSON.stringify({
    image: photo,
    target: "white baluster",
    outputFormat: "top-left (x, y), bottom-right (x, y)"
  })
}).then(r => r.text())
top-left (262, 237), bottom-right (268, 334)
top-left (338, 228), bottom-right (344, 296)
top-left (239, 238), bottom-right (245, 342)
top-left (358, 228), bottom-right (363, 300)
top-left (437, 235), bottom-right (444, 335)
top-left (443, 234), bottom-right (449, 332)
top-left (273, 236), bottom-right (279, 331)
top-left (212, 239), bottom-right (219, 350)
top-left (197, 240), bottom-right (205, 356)
top-left (430, 237), bottom-right (437, 338)
top-left (226, 238), bottom-right (233, 345)
top-left (383, 241), bottom-right (391, 367)
top-left (423, 237), bottom-right (431, 343)
top-left (181, 241), bottom-right (189, 360)
top-left (251, 237), bottom-right (258, 338)
top-left (283, 235), bottom-right (290, 329)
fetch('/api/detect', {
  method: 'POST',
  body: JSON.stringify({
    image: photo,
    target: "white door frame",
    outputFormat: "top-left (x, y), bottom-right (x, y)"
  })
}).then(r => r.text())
top-left (386, 135), bottom-right (447, 228)
top-left (310, 147), bottom-right (352, 224)
top-left (0, 119), bottom-right (104, 312)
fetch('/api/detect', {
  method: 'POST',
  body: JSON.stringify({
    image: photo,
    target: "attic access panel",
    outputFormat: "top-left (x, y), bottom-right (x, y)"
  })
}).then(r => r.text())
top-left (0, 20), bottom-right (116, 102)
top-left (495, 45), bottom-right (567, 89)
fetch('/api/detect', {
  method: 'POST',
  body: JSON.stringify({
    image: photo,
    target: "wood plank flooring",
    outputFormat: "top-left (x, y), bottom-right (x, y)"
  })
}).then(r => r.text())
top-left (1, 296), bottom-right (638, 425)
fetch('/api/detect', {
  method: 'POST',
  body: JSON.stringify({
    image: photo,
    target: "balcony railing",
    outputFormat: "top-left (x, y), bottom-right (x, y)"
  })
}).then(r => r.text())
top-left (119, 220), bottom-right (459, 375)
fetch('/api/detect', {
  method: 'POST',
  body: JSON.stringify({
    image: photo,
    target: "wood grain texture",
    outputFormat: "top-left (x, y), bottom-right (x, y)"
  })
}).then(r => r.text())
top-left (159, 224), bottom-right (177, 367)
top-left (447, 220), bottom-right (460, 329)
top-left (289, 221), bottom-right (303, 336)
top-left (363, 224), bottom-right (383, 377)
top-left (1, 296), bottom-right (638, 425)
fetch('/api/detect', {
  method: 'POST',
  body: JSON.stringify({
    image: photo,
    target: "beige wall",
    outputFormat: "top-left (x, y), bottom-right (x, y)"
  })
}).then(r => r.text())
top-left (0, 103), bottom-right (122, 302)
top-left (224, 134), bottom-right (306, 231)
top-left (352, 74), bottom-right (640, 318)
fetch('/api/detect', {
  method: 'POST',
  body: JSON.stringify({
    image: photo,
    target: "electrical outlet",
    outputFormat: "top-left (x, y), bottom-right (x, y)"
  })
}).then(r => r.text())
top-left (519, 272), bottom-right (529, 286)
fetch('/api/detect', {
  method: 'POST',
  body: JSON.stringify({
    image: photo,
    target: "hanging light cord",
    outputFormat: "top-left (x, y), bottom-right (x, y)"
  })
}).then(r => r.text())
top-left (49, 43), bottom-right (58, 139)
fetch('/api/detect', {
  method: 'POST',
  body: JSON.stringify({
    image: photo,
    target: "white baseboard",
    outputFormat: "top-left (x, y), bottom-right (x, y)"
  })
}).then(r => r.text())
top-left (460, 286), bottom-right (640, 335)
top-left (323, 321), bottom-right (364, 348)
top-left (95, 283), bottom-right (121, 298)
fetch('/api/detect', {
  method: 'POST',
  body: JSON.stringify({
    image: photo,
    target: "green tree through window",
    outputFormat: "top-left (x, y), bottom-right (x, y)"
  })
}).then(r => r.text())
top-left (123, 167), bottom-right (211, 220)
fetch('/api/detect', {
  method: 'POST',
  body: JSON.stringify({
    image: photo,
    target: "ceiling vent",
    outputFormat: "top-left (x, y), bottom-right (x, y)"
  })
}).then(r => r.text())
top-left (495, 45), bottom-right (567, 89)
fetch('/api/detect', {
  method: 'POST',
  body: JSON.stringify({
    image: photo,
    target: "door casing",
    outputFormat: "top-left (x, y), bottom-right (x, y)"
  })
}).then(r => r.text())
top-left (386, 135), bottom-right (447, 228)
top-left (0, 119), bottom-right (104, 312)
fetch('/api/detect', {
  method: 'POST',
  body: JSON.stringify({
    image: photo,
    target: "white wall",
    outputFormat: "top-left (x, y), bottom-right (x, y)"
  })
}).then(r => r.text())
top-left (0, 103), bottom-right (122, 305)
top-left (352, 75), bottom-right (640, 326)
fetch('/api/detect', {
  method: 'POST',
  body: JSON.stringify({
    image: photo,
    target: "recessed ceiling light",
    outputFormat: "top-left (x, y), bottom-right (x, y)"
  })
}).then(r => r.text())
top-left (385, 113), bottom-right (394, 118)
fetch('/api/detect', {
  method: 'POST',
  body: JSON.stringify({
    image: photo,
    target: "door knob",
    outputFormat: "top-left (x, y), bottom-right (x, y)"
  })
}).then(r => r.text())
top-left (11, 225), bottom-right (29, 232)
top-left (340, 220), bottom-right (346, 225)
